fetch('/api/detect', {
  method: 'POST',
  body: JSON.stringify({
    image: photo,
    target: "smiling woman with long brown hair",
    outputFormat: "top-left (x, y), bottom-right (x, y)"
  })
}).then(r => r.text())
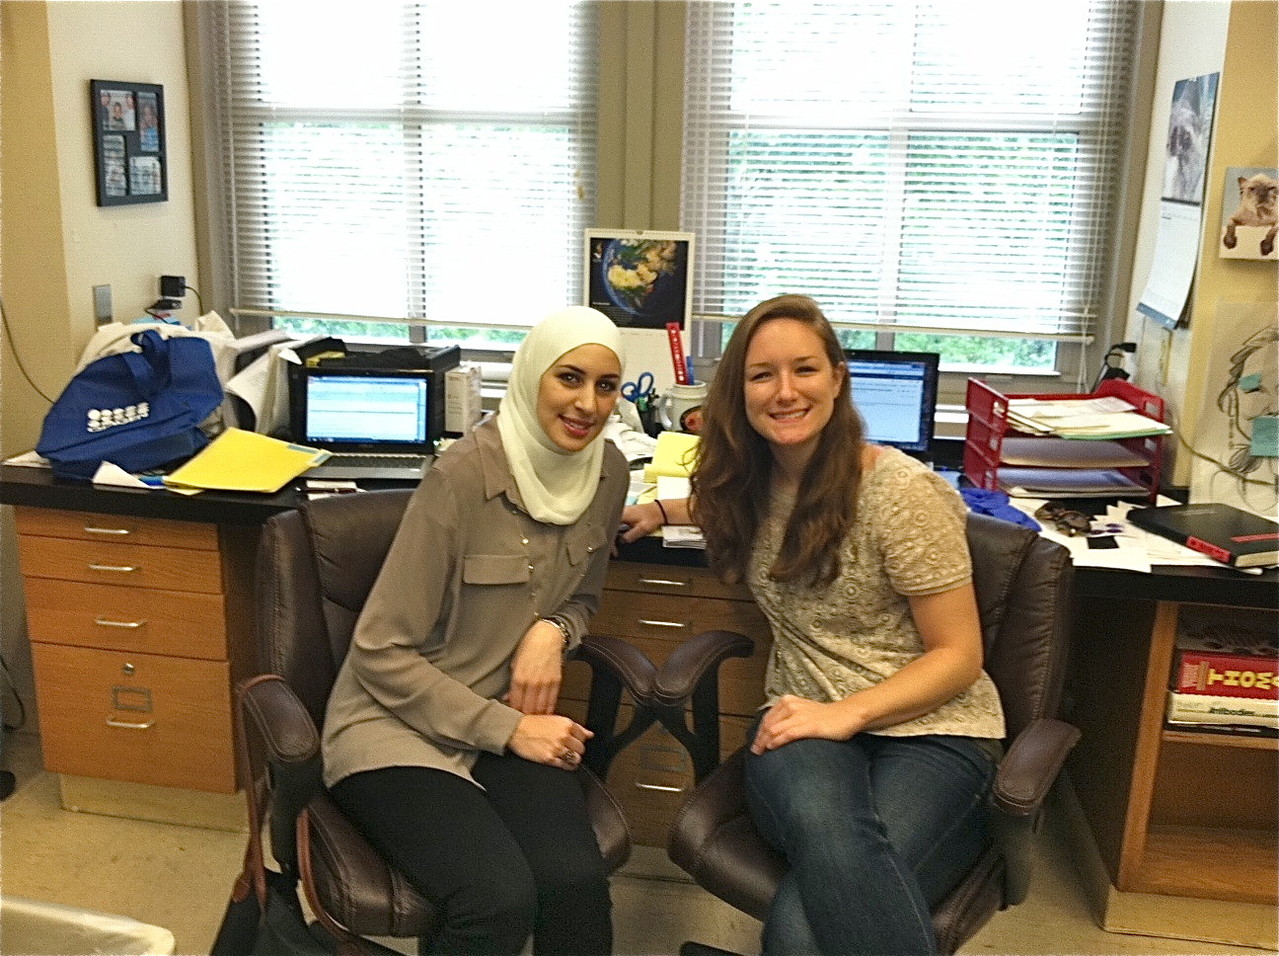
top-left (621, 294), bottom-right (1003, 956)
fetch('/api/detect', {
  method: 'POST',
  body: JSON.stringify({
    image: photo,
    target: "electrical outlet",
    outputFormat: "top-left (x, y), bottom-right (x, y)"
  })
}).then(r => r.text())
top-left (92, 284), bottom-right (113, 324)
top-left (159, 275), bottom-right (186, 298)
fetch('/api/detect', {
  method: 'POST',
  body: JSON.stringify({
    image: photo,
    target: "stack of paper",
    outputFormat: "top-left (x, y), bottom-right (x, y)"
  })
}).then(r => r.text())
top-left (1006, 396), bottom-right (1170, 440)
top-left (653, 475), bottom-right (705, 548)
top-left (163, 428), bottom-right (329, 494)
top-left (999, 467), bottom-right (1147, 498)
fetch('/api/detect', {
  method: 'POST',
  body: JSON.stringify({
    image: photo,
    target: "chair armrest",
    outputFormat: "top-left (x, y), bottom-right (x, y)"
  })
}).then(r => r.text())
top-left (668, 748), bottom-right (751, 873)
top-left (652, 630), bottom-right (754, 708)
top-left (237, 674), bottom-right (320, 765)
top-left (991, 717), bottom-right (1080, 816)
top-left (576, 634), bottom-right (658, 704)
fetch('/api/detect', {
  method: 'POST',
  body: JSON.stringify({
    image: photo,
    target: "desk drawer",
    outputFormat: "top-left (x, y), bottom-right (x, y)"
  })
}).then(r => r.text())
top-left (23, 578), bottom-right (227, 660)
top-left (17, 535), bottom-right (223, 594)
top-left (561, 698), bottom-right (750, 847)
top-left (590, 592), bottom-right (770, 715)
top-left (15, 507), bottom-right (219, 550)
top-left (606, 561), bottom-right (753, 601)
top-left (30, 642), bottom-right (236, 793)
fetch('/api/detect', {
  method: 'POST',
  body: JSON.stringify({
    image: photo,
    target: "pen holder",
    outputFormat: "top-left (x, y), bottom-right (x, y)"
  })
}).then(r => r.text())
top-left (659, 382), bottom-right (708, 434)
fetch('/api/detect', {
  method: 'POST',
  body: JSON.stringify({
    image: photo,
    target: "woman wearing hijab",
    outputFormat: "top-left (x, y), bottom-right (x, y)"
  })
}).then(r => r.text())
top-left (322, 307), bottom-right (628, 956)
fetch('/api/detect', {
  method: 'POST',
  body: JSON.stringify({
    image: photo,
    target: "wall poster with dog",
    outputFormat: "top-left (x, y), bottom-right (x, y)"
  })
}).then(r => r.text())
top-left (1137, 72), bottom-right (1220, 330)
top-left (1219, 166), bottom-right (1278, 260)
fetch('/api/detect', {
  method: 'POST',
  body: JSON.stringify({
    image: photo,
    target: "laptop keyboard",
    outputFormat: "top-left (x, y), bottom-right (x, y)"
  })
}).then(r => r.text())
top-left (328, 453), bottom-right (429, 469)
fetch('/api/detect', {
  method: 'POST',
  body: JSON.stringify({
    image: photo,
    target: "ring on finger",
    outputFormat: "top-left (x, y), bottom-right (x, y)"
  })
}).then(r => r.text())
top-left (562, 749), bottom-right (577, 762)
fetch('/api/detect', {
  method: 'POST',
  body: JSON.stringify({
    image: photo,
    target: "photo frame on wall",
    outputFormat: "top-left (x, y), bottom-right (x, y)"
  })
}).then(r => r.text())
top-left (90, 80), bottom-right (166, 206)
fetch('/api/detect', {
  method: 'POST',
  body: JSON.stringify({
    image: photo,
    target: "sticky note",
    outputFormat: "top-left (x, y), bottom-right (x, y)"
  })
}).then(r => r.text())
top-left (1251, 414), bottom-right (1278, 458)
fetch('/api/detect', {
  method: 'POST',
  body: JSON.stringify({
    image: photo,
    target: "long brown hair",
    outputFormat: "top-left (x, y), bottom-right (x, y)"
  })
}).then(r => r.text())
top-left (692, 294), bottom-right (865, 586)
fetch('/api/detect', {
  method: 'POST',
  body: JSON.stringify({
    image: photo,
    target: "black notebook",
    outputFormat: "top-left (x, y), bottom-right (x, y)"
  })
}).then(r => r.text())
top-left (1129, 503), bottom-right (1279, 568)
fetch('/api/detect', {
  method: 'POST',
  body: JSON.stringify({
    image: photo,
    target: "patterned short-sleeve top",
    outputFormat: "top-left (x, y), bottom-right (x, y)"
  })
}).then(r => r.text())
top-left (749, 446), bottom-right (1005, 740)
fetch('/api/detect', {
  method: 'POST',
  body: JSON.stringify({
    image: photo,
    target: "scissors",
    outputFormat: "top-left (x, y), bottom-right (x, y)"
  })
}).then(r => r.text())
top-left (621, 371), bottom-right (655, 404)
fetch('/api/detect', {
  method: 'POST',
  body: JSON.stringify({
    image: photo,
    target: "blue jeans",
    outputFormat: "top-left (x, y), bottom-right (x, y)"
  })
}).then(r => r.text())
top-left (743, 724), bottom-right (997, 956)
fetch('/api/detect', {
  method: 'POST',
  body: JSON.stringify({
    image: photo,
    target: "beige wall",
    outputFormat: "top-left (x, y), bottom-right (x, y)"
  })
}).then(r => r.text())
top-left (1123, 0), bottom-right (1278, 486)
top-left (1, 0), bottom-right (199, 715)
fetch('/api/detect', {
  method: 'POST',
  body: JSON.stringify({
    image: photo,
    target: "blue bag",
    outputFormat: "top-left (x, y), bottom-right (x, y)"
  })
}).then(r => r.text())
top-left (37, 329), bottom-right (224, 480)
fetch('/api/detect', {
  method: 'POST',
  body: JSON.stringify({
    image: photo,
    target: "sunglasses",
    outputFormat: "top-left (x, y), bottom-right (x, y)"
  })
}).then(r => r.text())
top-left (1033, 501), bottom-right (1093, 536)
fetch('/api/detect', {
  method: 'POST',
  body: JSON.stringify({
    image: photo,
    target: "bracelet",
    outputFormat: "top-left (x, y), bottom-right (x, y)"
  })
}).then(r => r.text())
top-left (541, 616), bottom-right (571, 647)
top-left (654, 499), bottom-right (670, 526)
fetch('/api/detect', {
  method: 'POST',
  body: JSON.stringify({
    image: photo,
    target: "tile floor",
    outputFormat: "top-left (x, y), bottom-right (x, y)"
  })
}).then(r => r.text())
top-left (0, 728), bottom-right (1270, 956)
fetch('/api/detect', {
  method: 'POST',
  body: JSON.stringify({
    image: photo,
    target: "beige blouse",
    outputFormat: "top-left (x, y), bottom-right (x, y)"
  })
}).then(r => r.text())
top-left (749, 447), bottom-right (1005, 740)
top-left (321, 420), bottom-right (629, 789)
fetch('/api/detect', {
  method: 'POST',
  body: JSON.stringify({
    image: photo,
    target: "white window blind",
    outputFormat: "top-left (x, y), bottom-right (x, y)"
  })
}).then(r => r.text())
top-left (201, 0), bottom-right (598, 333)
top-left (682, 0), bottom-right (1138, 356)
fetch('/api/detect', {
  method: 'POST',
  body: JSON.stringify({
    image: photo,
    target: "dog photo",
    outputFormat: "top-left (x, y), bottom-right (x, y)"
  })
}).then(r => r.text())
top-left (1220, 166), bottom-right (1278, 259)
top-left (1161, 73), bottom-right (1218, 205)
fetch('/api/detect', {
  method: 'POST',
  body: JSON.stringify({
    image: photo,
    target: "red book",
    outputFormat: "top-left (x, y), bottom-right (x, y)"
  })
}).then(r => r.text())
top-left (1176, 649), bottom-right (1279, 699)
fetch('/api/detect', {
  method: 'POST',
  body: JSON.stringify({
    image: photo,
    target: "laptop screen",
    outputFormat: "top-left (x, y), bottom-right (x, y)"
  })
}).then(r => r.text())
top-left (301, 369), bottom-right (430, 450)
top-left (843, 349), bottom-right (940, 456)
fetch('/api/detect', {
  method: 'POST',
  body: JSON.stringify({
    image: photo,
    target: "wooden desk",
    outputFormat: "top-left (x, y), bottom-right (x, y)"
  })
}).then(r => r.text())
top-left (4, 466), bottom-right (1277, 932)
top-left (1, 466), bottom-right (311, 828)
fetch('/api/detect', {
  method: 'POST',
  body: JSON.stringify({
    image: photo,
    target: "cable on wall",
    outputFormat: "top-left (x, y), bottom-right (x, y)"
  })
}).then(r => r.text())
top-left (0, 294), bottom-right (58, 405)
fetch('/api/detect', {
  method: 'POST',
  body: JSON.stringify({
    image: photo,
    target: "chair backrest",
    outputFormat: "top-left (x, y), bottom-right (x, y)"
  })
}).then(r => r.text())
top-left (255, 488), bottom-right (413, 729)
top-left (965, 512), bottom-right (1074, 740)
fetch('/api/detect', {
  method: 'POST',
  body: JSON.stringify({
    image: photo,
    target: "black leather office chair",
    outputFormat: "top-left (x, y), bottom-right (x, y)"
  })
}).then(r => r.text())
top-left (666, 513), bottom-right (1079, 954)
top-left (235, 489), bottom-right (649, 955)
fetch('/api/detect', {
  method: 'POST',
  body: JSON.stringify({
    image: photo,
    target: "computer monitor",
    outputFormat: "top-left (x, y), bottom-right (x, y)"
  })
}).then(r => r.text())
top-left (843, 349), bottom-right (940, 457)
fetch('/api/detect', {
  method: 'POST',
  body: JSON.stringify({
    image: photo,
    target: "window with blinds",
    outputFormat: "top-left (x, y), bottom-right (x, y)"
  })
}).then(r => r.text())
top-left (682, 1), bottom-right (1139, 372)
top-left (200, 1), bottom-right (598, 346)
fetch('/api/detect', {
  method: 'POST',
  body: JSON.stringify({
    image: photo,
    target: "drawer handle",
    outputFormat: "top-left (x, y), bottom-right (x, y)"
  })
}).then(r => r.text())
top-left (635, 782), bottom-right (685, 793)
top-left (106, 718), bottom-right (155, 730)
top-left (94, 617), bottom-right (147, 629)
top-left (83, 526), bottom-right (132, 536)
top-left (638, 618), bottom-right (688, 629)
top-left (637, 577), bottom-right (689, 589)
top-left (88, 563), bottom-right (138, 573)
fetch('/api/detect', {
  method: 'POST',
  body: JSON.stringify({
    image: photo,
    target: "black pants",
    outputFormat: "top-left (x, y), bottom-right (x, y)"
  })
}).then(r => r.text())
top-left (330, 755), bottom-right (612, 956)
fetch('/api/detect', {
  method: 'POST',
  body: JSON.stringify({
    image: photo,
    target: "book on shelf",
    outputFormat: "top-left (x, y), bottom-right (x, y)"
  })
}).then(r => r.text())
top-left (1175, 615), bottom-right (1278, 699)
top-left (1166, 690), bottom-right (1278, 729)
top-left (1163, 719), bottom-right (1279, 740)
top-left (1175, 649), bottom-right (1278, 699)
top-left (1129, 503), bottom-right (1279, 568)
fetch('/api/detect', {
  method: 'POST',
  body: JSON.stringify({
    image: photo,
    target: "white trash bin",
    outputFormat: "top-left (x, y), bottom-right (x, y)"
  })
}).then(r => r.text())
top-left (0, 896), bottom-right (175, 955)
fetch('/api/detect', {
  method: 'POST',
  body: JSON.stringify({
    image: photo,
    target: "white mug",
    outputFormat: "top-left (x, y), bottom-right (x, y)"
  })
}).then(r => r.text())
top-left (659, 382), bottom-right (708, 433)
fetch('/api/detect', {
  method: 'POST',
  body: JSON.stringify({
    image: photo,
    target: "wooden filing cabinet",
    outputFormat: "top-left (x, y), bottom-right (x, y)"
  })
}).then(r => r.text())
top-left (14, 507), bottom-right (257, 796)
top-left (562, 559), bottom-right (772, 847)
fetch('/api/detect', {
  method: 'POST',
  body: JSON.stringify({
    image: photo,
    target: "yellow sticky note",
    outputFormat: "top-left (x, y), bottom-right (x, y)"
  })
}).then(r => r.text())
top-left (643, 431), bottom-right (700, 482)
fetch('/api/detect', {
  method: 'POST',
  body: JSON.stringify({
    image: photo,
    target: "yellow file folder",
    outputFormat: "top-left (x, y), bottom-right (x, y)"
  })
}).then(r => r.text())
top-left (163, 427), bottom-right (329, 494)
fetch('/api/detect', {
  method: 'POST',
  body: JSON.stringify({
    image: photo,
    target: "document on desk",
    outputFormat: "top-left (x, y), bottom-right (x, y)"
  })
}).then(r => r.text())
top-left (654, 475), bottom-right (706, 549)
top-left (1008, 496), bottom-right (1242, 572)
top-left (163, 427), bottom-right (329, 494)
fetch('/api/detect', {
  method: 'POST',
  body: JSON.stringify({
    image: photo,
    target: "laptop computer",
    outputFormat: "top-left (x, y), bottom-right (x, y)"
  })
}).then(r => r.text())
top-left (293, 367), bottom-right (435, 481)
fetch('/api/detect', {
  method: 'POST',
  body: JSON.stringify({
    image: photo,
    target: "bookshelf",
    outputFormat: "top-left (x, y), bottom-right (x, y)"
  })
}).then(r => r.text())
top-left (1067, 590), bottom-right (1278, 936)
top-left (963, 378), bottom-right (1165, 503)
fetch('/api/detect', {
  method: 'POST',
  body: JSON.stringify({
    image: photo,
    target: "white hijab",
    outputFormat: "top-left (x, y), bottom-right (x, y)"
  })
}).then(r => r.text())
top-left (497, 307), bottom-right (623, 525)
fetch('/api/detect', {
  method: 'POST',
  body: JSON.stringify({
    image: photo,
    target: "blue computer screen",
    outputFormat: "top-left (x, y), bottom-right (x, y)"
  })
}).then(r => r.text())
top-left (843, 349), bottom-right (940, 456)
